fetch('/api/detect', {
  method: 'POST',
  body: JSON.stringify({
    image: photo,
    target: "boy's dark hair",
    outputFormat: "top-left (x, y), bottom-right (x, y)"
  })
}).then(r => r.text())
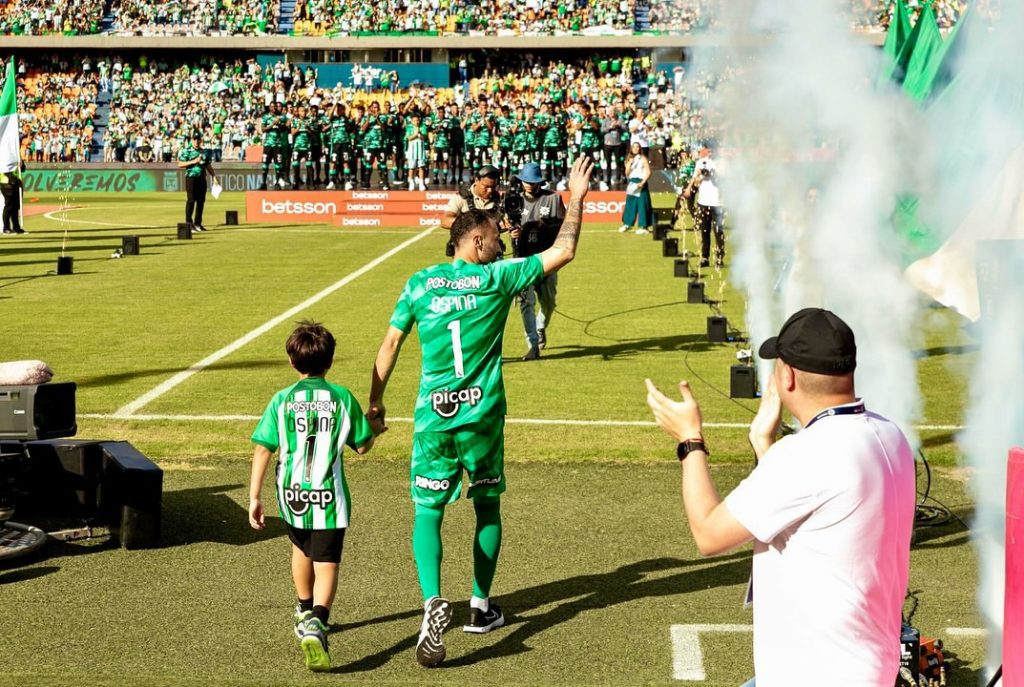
top-left (450, 209), bottom-right (495, 249)
top-left (286, 320), bottom-right (336, 376)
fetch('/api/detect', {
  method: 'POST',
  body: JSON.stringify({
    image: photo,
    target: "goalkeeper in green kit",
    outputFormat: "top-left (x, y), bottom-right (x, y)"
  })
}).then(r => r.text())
top-left (249, 321), bottom-right (382, 672)
top-left (369, 156), bottom-right (594, 668)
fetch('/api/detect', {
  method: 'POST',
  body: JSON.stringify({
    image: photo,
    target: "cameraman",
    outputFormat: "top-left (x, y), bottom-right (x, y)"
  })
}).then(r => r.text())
top-left (685, 144), bottom-right (724, 268)
top-left (442, 164), bottom-right (503, 230)
top-left (512, 163), bottom-right (565, 360)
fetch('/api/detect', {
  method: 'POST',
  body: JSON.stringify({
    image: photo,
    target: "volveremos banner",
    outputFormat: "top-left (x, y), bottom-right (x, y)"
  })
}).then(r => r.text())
top-left (23, 169), bottom-right (159, 193)
top-left (246, 190), bottom-right (629, 225)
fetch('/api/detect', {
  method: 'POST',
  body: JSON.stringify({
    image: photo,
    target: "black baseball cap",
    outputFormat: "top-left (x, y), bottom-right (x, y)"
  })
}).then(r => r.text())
top-left (758, 308), bottom-right (857, 375)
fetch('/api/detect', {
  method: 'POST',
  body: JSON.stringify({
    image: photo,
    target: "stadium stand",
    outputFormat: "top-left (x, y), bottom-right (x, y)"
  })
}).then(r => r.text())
top-left (0, 0), bottom-right (980, 36)
top-left (12, 58), bottom-right (98, 162)
top-left (0, 0), bottom-right (105, 35)
top-left (5, 50), bottom-right (708, 178)
top-left (289, 0), bottom-right (635, 37)
top-left (108, 0), bottom-right (280, 36)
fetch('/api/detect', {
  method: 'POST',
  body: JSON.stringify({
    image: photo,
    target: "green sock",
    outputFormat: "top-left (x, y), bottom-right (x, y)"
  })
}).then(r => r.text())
top-left (413, 504), bottom-right (445, 600)
top-left (472, 499), bottom-right (502, 599)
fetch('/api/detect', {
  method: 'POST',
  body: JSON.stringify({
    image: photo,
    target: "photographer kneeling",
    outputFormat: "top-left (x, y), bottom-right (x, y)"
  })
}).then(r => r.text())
top-left (511, 163), bottom-right (565, 361)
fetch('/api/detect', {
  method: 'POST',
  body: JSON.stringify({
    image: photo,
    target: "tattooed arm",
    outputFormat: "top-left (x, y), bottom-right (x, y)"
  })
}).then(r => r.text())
top-left (540, 156), bottom-right (594, 276)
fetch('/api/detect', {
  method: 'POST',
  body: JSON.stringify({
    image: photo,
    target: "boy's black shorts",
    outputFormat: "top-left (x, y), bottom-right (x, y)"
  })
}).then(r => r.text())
top-left (286, 525), bottom-right (346, 563)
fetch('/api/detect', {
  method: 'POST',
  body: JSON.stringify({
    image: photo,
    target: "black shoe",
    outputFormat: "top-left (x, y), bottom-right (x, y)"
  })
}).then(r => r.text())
top-left (521, 346), bottom-right (540, 361)
top-left (537, 328), bottom-right (546, 350)
top-left (463, 603), bottom-right (505, 634)
top-left (197, 225), bottom-right (208, 232)
top-left (191, 224), bottom-right (203, 232)
top-left (258, 182), bottom-right (267, 191)
top-left (699, 259), bottom-right (710, 268)
top-left (416, 596), bottom-right (452, 668)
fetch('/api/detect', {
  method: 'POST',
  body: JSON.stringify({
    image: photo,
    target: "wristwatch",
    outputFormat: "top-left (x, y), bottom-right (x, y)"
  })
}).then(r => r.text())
top-left (677, 439), bottom-right (708, 462)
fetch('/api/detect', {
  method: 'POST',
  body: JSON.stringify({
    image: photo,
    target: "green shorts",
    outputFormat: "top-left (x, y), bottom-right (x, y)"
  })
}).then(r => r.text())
top-left (410, 419), bottom-right (505, 508)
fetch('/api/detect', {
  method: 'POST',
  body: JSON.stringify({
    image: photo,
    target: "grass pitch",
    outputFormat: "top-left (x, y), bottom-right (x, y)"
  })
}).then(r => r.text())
top-left (0, 192), bottom-right (985, 686)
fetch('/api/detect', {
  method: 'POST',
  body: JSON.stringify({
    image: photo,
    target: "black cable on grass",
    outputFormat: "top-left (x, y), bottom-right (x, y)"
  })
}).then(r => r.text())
top-left (915, 449), bottom-right (970, 531)
top-left (903, 589), bottom-right (920, 626)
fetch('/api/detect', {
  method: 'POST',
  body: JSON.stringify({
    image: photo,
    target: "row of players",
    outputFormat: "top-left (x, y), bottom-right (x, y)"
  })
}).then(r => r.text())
top-left (258, 98), bottom-right (638, 192)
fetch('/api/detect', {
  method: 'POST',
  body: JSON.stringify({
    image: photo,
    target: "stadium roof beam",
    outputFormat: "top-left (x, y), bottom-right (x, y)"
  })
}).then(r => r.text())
top-left (1, 33), bottom-right (885, 51)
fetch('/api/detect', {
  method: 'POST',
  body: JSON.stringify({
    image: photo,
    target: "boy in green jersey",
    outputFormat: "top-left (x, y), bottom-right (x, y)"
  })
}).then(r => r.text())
top-left (369, 157), bottom-right (594, 668)
top-left (249, 321), bottom-right (381, 672)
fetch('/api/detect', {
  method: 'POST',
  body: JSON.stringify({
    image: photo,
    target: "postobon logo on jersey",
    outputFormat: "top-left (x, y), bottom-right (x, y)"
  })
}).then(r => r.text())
top-left (284, 485), bottom-right (335, 516)
top-left (415, 475), bottom-right (451, 491)
top-left (430, 386), bottom-right (483, 418)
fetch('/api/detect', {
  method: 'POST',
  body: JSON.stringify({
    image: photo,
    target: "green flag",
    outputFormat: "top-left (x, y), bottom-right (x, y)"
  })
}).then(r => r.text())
top-left (0, 57), bottom-right (19, 173)
top-left (902, 4), bottom-right (948, 101)
top-left (882, 0), bottom-right (912, 63)
top-left (905, 6), bottom-right (971, 103)
top-left (878, 1), bottom-right (934, 87)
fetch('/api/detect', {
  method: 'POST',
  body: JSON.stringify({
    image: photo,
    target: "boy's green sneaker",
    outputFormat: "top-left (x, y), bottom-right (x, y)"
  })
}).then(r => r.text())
top-left (293, 605), bottom-right (313, 639)
top-left (298, 617), bottom-right (330, 672)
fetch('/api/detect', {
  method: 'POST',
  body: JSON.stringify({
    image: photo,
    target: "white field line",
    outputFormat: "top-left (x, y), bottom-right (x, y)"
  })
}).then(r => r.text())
top-left (669, 624), bottom-right (987, 681)
top-left (79, 412), bottom-right (965, 432)
top-left (111, 226), bottom-right (436, 418)
top-left (42, 202), bottom-right (179, 227)
top-left (944, 627), bottom-right (989, 637)
top-left (671, 624), bottom-right (753, 681)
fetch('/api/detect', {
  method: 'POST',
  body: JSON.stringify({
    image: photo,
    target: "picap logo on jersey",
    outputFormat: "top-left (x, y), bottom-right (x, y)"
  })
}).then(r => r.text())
top-left (284, 485), bottom-right (335, 516)
top-left (430, 386), bottom-right (483, 418)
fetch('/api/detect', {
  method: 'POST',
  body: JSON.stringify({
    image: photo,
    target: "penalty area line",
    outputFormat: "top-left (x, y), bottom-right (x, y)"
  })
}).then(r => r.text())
top-left (111, 226), bottom-right (436, 419)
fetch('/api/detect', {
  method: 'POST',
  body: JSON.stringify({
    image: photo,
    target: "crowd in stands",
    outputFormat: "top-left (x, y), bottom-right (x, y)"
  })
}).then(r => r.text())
top-left (108, 0), bottom-right (278, 36)
top-left (0, 0), bottom-right (984, 36)
top-left (2, 57), bottom-right (99, 162)
top-left (104, 56), bottom-right (266, 162)
top-left (5, 52), bottom-right (715, 183)
top-left (0, 0), bottom-right (104, 35)
top-left (646, 0), bottom-right (707, 33)
top-left (291, 0), bottom-right (634, 36)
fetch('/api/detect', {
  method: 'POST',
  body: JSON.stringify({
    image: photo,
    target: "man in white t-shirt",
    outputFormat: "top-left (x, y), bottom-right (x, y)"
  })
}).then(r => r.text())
top-left (686, 144), bottom-right (724, 268)
top-left (645, 308), bottom-right (915, 687)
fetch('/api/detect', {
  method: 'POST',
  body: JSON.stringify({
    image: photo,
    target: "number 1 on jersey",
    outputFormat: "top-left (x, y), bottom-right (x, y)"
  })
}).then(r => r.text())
top-left (303, 434), bottom-right (316, 483)
top-left (447, 320), bottom-right (465, 378)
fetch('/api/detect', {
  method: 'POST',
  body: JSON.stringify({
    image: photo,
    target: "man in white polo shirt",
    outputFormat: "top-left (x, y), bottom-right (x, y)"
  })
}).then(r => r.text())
top-left (645, 308), bottom-right (916, 687)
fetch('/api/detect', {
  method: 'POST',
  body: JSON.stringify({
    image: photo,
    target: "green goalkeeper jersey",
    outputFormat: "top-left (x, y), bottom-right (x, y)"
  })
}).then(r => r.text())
top-left (251, 377), bottom-right (374, 530)
top-left (390, 255), bottom-right (544, 432)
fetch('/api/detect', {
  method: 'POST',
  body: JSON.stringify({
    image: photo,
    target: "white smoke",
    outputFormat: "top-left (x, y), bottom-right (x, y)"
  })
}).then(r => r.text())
top-left (687, 0), bottom-right (925, 435)
top-left (929, 2), bottom-right (1024, 676)
top-left (685, 0), bottom-right (1024, 676)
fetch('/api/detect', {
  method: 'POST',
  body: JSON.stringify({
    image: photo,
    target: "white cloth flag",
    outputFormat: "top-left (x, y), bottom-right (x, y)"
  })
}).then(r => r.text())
top-left (905, 144), bottom-right (1024, 321)
top-left (0, 58), bottom-right (19, 174)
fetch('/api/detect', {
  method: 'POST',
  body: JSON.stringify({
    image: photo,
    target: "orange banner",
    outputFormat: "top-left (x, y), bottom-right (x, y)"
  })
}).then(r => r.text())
top-left (245, 190), bottom-right (629, 225)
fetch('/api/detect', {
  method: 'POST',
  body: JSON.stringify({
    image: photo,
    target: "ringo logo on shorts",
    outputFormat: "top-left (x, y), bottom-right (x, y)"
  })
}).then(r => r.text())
top-left (430, 386), bottom-right (483, 418)
top-left (415, 475), bottom-right (451, 491)
top-left (285, 485), bottom-right (335, 516)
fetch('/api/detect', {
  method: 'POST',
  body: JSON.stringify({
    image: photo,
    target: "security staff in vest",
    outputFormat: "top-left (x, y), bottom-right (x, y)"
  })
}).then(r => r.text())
top-left (442, 164), bottom-right (508, 256)
top-left (513, 162), bottom-right (565, 360)
top-left (178, 132), bottom-right (214, 232)
top-left (1, 160), bottom-right (26, 235)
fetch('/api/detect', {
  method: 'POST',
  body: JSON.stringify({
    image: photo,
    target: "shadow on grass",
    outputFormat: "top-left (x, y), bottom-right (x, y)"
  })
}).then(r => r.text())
top-left (941, 647), bottom-right (987, 687)
top-left (921, 432), bottom-right (957, 449)
top-left (161, 483), bottom-right (280, 548)
top-left (912, 344), bottom-right (980, 359)
top-left (0, 564), bottom-right (60, 583)
top-left (506, 334), bottom-right (718, 363)
top-left (336, 553), bottom-right (751, 673)
top-left (75, 359), bottom-right (281, 389)
top-left (912, 502), bottom-right (974, 550)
